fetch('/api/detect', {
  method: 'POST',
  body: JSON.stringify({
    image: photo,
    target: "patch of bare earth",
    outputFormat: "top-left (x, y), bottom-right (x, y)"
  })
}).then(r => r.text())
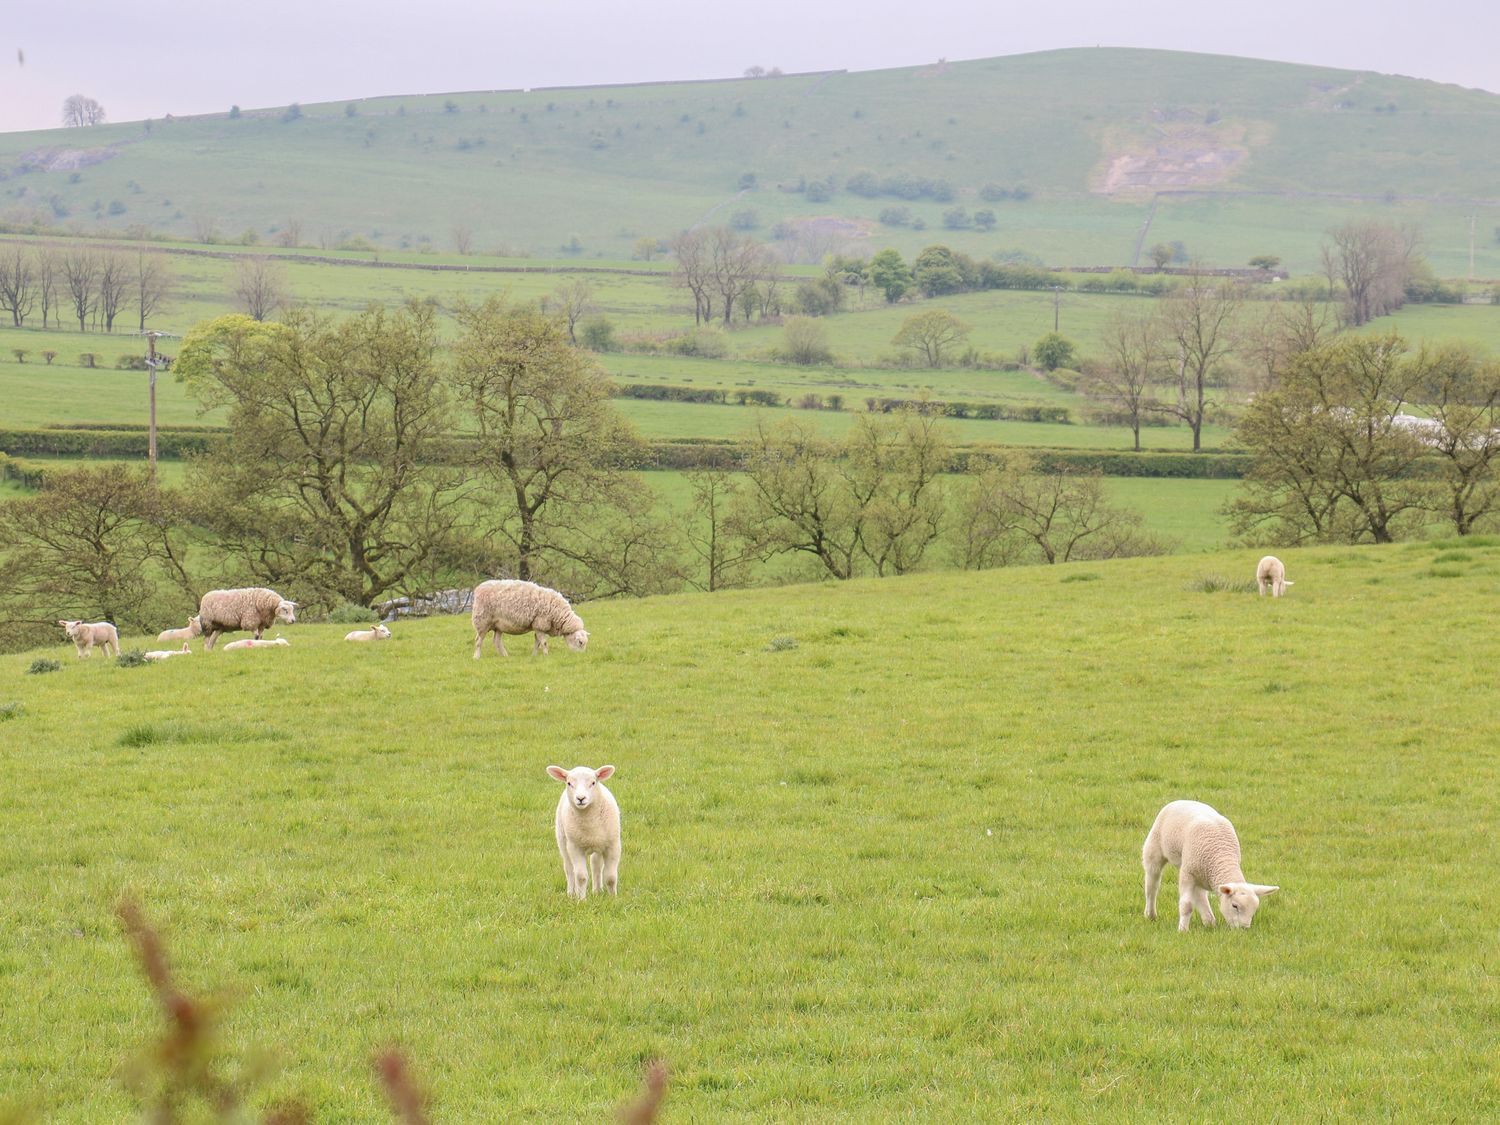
top-left (1092, 124), bottom-right (1249, 197)
top-left (18, 147), bottom-right (117, 173)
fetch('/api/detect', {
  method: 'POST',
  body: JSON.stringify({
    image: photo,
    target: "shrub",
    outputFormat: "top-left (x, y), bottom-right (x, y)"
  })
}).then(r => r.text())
top-left (877, 206), bottom-right (911, 227)
top-left (0, 702), bottom-right (23, 721)
top-left (579, 316), bottom-right (618, 352)
top-left (766, 636), bottom-right (798, 652)
top-left (78, 353), bottom-right (97, 368)
top-left (729, 209), bottom-right (760, 231)
top-left (115, 650), bottom-right (149, 668)
top-left (329, 603), bottom-right (379, 624)
top-left (780, 316), bottom-right (833, 365)
top-left (281, 102), bottom-right (302, 123)
top-left (665, 327), bottom-right (729, 359)
top-left (27, 659), bottom-right (61, 675)
top-left (1032, 332), bottom-right (1077, 371)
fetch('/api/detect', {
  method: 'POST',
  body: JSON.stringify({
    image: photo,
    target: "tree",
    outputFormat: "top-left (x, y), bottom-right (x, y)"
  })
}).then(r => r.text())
top-left (1032, 332), bottom-right (1077, 372)
top-left (912, 245), bottom-right (966, 296)
top-left (670, 229), bottom-right (713, 324)
top-left (633, 237), bottom-right (658, 262)
top-left (1148, 243), bottom-right (1173, 271)
top-left (1411, 344), bottom-right (1500, 535)
top-left (1321, 220), bottom-right (1422, 327)
top-left (61, 249), bottom-right (98, 332)
top-left (231, 256), bottom-right (288, 321)
top-left (780, 317), bottom-right (832, 365)
top-left (1086, 312), bottom-right (1162, 451)
top-left (96, 251), bottom-right (129, 332)
top-left (549, 279), bottom-right (594, 344)
top-left (1153, 270), bottom-right (1242, 452)
top-left (869, 248), bottom-right (912, 304)
top-left (681, 467), bottom-right (766, 591)
top-left (61, 95), bottom-right (106, 127)
top-left (891, 309), bottom-right (972, 367)
top-left (708, 227), bottom-right (770, 327)
top-left (35, 246), bottom-right (58, 329)
top-left (1241, 299), bottom-right (1337, 394)
top-left (0, 244), bottom-right (35, 327)
top-left (275, 218), bottom-right (304, 248)
top-left (175, 305), bottom-right (467, 609)
top-left (134, 250), bottom-right (172, 331)
top-left (1249, 255), bottom-right (1281, 272)
top-left (1228, 335), bottom-right (1429, 544)
top-left (451, 225), bottom-right (474, 255)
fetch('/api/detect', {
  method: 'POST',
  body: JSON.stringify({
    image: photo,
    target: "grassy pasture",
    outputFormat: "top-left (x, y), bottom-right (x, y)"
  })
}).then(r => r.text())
top-left (3, 541), bottom-right (1500, 1119)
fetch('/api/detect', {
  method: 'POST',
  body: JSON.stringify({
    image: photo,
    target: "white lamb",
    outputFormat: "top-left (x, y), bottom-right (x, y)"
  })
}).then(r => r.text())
top-left (472, 579), bottom-right (588, 659)
top-left (143, 644), bottom-right (192, 662)
top-left (1143, 800), bottom-right (1279, 932)
top-left (59, 620), bottom-right (119, 659)
top-left (344, 624), bottom-right (392, 642)
top-left (156, 616), bottom-right (203, 643)
top-left (1256, 555), bottom-right (1294, 597)
top-left (546, 764), bottom-right (621, 900)
top-left (221, 637), bottom-right (291, 651)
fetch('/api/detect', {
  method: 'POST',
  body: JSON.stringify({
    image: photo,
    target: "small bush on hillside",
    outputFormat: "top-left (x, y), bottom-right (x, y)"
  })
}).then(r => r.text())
top-left (329, 603), bottom-right (378, 624)
top-left (0, 702), bottom-right (23, 721)
top-left (27, 659), bottom-right (61, 675)
top-left (1187, 575), bottom-right (1257, 594)
top-left (665, 328), bottom-right (729, 359)
top-left (579, 316), bottom-right (618, 352)
top-left (766, 636), bottom-right (798, 652)
top-left (115, 650), bottom-right (149, 668)
top-left (779, 316), bottom-right (833, 365)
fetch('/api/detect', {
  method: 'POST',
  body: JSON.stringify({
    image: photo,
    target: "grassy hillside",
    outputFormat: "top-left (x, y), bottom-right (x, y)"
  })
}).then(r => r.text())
top-left (3, 540), bottom-right (1499, 1119)
top-left (4, 50), bottom-right (1500, 273)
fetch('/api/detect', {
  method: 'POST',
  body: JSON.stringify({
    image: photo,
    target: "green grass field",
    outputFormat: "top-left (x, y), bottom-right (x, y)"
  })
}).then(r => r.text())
top-left (3, 539), bottom-right (1499, 1120)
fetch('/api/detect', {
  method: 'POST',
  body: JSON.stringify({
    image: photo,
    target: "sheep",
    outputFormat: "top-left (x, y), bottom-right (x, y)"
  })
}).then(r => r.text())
top-left (471, 579), bottom-right (588, 659)
top-left (58, 620), bottom-right (118, 659)
top-left (344, 624), bottom-right (392, 642)
top-left (1142, 800), bottom-right (1279, 932)
top-left (220, 637), bottom-right (290, 651)
top-left (546, 764), bottom-right (621, 900)
top-left (156, 616), bottom-right (203, 643)
top-left (1256, 555), bottom-right (1294, 597)
top-left (143, 643), bottom-right (192, 662)
top-left (197, 588), bottom-right (296, 650)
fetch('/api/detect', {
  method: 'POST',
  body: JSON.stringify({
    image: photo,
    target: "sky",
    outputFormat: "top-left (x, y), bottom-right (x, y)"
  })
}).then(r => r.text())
top-left (2, 0), bottom-right (1497, 134)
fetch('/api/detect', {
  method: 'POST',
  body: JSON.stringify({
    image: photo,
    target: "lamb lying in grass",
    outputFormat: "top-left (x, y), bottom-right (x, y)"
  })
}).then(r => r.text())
top-left (1256, 555), bottom-right (1293, 597)
top-left (59, 620), bottom-right (118, 659)
top-left (344, 624), bottom-right (392, 642)
top-left (156, 617), bottom-right (203, 643)
top-left (547, 764), bottom-right (621, 900)
top-left (1143, 800), bottom-right (1278, 932)
top-left (472, 579), bottom-right (588, 659)
top-left (143, 644), bottom-right (192, 662)
top-left (220, 637), bottom-right (290, 651)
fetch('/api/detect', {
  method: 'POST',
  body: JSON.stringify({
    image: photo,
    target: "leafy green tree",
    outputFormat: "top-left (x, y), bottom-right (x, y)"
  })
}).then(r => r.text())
top-left (1148, 243), bottom-right (1173, 271)
top-left (1411, 344), bottom-right (1500, 535)
top-left (973, 209), bottom-right (997, 231)
top-left (1032, 332), bottom-right (1077, 371)
top-left (892, 309), bottom-right (972, 367)
top-left (869, 249), bottom-right (912, 303)
top-left (1249, 255), bottom-right (1281, 272)
top-left (913, 245), bottom-right (966, 296)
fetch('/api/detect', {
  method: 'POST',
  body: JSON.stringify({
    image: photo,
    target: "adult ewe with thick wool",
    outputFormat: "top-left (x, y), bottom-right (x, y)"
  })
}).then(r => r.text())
top-left (471, 579), bottom-right (587, 659)
top-left (1143, 800), bottom-right (1279, 932)
top-left (547, 764), bottom-right (621, 900)
top-left (197, 588), bottom-right (296, 651)
top-left (59, 620), bottom-right (119, 659)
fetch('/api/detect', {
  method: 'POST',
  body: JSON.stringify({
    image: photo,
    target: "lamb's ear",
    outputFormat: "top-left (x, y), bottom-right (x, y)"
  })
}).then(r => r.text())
top-left (595, 765), bottom-right (615, 780)
top-left (1254, 884), bottom-right (1280, 896)
top-left (546, 765), bottom-right (569, 782)
top-left (1218, 885), bottom-right (1236, 896)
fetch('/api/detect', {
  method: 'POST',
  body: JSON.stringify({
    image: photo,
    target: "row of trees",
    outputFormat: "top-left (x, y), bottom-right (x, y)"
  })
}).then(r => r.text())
top-left (0, 244), bottom-right (171, 332)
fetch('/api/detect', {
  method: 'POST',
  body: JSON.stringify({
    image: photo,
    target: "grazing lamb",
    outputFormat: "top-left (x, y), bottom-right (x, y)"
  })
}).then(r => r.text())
top-left (1256, 555), bottom-right (1294, 597)
top-left (143, 644), bottom-right (192, 662)
top-left (472, 579), bottom-right (588, 659)
top-left (547, 764), bottom-right (621, 900)
top-left (1143, 800), bottom-right (1279, 932)
top-left (58, 620), bottom-right (119, 659)
top-left (344, 624), bottom-right (392, 642)
top-left (197, 588), bottom-right (296, 650)
top-left (156, 616), bottom-right (203, 643)
top-left (221, 637), bottom-right (290, 651)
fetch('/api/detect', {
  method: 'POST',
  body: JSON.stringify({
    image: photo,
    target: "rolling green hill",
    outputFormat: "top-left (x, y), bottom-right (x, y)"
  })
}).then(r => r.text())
top-left (4, 49), bottom-right (1500, 274)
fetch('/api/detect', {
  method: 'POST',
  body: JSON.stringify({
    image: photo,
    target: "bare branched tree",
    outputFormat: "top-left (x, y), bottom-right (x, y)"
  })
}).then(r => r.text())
top-left (231, 256), bottom-right (289, 321)
top-left (61, 248), bottom-right (98, 332)
top-left (451, 224), bottom-right (474, 255)
top-left (670, 229), bottom-right (713, 324)
top-left (1086, 310), bottom-right (1163, 451)
top-left (0, 243), bottom-right (35, 327)
top-left (35, 245), bottom-right (59, 329)
top-left (96, 251), bottom-right (129, 332)
top-left (1321, 220), bottom-right (1423, 327)
top-left (61, 94), bottom-right (106, 127)
top-left (135, 250), bottom-right (172, 331)
top-left (550, 279), bottom-right (594, 344)
top-left (1152, 269), bottom-right (1242, 452)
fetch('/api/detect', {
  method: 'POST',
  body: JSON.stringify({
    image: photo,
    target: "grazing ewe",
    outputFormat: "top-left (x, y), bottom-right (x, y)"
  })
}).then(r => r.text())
top-left (1143, 800), bottom-right (1279, 932)
top-left (1256, 555), bottom-right (1293, 597)
top-left (59, 620), bottom-right (119, 659)
top-left (143, 644), bottom-right (192, 662)
top-left (156, 616), bottom-right (203, 643)
top-left (547, 764), bottom-right (621, 900)
top-left (221, 637), bottom-right (290, 651)
top-left (344, 624), bottom-right (392, 642)
top-left (197, 588), bottom-right (296, 650)
top-left (472, 579), bottom-right (588, 659)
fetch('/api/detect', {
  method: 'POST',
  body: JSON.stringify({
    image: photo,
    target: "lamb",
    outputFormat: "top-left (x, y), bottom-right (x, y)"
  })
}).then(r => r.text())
top-left (220, 637), bottom-right (290, 651)
top-left (197, 588), bottom-right (296, 650)
top-left (156, 616), bottom-right (203, 643)
top-left (344, 624), bottom-right (392, 642)
top-left (1256, 555), bottom-right (1294, 597)
top-left (1142, 800), bottom-right (1279, 932)
top-left (546, 764), bottom-right (621, 900)
top-left (471, 579), bottom-right (588, 659)
top-left (58, 620), bottom-right (119, 659)
top-left (143, 643), bottom-right (192, 662)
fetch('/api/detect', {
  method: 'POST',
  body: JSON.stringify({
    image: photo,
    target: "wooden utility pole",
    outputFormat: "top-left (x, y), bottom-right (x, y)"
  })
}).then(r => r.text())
top-left (1470, 215), bottom-right (1477, 281)
top-left (1053, 285), bottom-right (1062, 332)
top-left (140, 329), bottom-right (177, 482)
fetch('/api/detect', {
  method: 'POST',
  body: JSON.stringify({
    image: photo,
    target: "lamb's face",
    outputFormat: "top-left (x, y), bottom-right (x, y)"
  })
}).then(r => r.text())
top-left (275, 600), bottom-right (297, 624)
top-left (58, 620), bottom-right (81, 639)
top-left (188, 616), bottom-right (203, 636)
top-left (565, 629), bottom-right (589, 652)
top-left (549, 764), bottom-right (614, 809)
top-left (1218, 882), bottom-right (1279, 928)
top-left (374, 624), bottom-right (392, 639)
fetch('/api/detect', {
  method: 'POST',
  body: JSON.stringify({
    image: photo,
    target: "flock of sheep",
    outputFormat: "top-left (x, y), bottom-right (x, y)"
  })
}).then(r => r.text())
top-left (54, 558), bottom-right (1299, 917)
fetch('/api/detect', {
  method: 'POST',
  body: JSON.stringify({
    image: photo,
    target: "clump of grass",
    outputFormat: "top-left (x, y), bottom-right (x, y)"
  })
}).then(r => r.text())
top-left (1427, 566), bottom-right (1463, 579)
top-left (765, 636), bottom-right (798, 652)
top-left (1432, 551), bottom-right (1472, 563)
top-left (27, 658), bottom-right (61, 675)
top-left (1060, 572), bottom-right (1101, 583)
top-left (115, 650), bottom-right (150, 668)
top-left (0, 702), bottom-right (23, 721)
top-left (1187, 574), bottom-right (1256, 594)
top-left (118, 722), bottom-right (286, 748)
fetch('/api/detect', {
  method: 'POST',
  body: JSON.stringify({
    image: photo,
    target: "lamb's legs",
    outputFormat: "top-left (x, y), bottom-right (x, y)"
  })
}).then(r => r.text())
top-left (1177, 870), bottom-right (1200, 931)
top-left (563, 839), bottom-right (588, 900)
top-left (589, 852), bottom-right (603, 895)
top-left (1192, 885), bottom-right (1216, 927)
top-left (602, 845), bottom-right (620, 896)
top-left (1143, 853), bottom-right (1164, 920)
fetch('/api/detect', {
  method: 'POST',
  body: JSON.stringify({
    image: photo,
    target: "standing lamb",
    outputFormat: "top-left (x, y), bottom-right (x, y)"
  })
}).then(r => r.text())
top-left (471, 579), bottom-right (588, 659)
top-left (157, 616), bottom-right (203, 643)
top-left (196, 588), bottom-right (296, 651)
top-left (1256, 555), bottom-right (1293, 597)
top-left (546, 764), bottom-right (621, 900)
top-left (58, 620), bottom-right (119, 659)
top-left (344, 624), bottom-right (392, 642)
top-left (1142, 800), bottom-right (1279, 932)
top-left (221, 637), bottom-right (290, 651)
top-left (143, 643), bottom-right (192, 662)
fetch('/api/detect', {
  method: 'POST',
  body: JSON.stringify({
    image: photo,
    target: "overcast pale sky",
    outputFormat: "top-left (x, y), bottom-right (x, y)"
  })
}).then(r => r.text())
top-left (3, 0), bottom-right (1496, 134)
